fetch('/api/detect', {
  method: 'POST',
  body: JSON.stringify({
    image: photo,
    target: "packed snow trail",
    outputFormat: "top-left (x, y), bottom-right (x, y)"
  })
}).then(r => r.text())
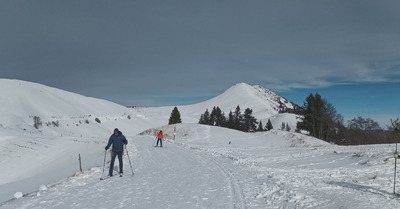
top-left (4, 127), bottom-right (400, 209)
top-left (1, 135), bottom-right (247, 209)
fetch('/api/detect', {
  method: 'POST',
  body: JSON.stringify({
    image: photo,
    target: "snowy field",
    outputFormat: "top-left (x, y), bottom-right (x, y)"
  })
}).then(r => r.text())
top-left (1, 79), bottom-right (400, 208)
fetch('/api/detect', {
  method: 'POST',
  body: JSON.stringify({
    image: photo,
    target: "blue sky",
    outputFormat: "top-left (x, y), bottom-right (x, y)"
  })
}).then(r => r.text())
top-left (1, 0), bottom-right (400, 128)
top-left (277, 82), bottom-right (400, 128)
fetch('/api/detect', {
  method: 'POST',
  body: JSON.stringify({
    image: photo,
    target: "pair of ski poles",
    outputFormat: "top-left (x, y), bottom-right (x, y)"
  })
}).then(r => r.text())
top-left (102, 145), bottom-right (134, 176)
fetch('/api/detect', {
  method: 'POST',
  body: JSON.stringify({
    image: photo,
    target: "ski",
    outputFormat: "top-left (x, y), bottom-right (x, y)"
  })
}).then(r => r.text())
top-left (100, 173), bottom-right (129, 180)
top-left (100, 174), bottom-right (117, 180)
top-left (100, 173), bottom-right (118, 180)
top-left (100, 176), bottom-right (112, 180)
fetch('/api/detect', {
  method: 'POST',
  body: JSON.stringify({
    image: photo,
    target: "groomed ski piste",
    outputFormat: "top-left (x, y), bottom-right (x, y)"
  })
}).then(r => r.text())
top-left (1, 79), bottom-right (400, 208)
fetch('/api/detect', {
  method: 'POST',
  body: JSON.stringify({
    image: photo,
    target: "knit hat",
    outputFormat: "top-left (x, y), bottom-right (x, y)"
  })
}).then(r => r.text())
top-left (114, 128), bottom-right (119, 133)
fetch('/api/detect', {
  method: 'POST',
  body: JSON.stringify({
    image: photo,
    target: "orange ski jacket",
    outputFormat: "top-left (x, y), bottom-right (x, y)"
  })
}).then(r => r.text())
top-left (157, 132), bottom-right (164, 140)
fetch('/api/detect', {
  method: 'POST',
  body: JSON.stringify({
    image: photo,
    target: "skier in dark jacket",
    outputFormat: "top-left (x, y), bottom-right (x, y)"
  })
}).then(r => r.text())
top-left (105, 128), bottom-right (128, 177)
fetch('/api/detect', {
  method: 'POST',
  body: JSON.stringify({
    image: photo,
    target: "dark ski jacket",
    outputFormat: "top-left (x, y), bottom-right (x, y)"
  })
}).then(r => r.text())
top-left (106, 131), bottom-right (127, 152)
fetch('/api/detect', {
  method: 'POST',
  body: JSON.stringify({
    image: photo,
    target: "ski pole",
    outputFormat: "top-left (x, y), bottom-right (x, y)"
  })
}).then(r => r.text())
top-left (102, 149), bottom-right (107, 174)
top-left (124, 145), bottom-right (134, 176)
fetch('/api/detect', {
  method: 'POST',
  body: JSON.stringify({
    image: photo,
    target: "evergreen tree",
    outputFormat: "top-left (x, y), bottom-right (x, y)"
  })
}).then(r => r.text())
top-left (227, 111), bottom-right (235, 129)
top-left (214, 106), bottom-right (226, 127)
top-left (210, 106), bottom-right (217, 125)
top-left (233, 105), bottom-right (243, 131)
top-left (297, 93), bottom-right (320, 137)
top-left (265, 119), bottom-right (273, 131)
top-left (168, 107), bottom-right (182, 124)
top-left (199, 114), bottom-right (205, 124)
top-left (243, 108), bottom-right (258, 132)
top-left (199, 109), bottom-right (211, 125)
top-left (257, 121), bottom-right (264, 132)
top-left (296, 93), bottom-right (343, 141)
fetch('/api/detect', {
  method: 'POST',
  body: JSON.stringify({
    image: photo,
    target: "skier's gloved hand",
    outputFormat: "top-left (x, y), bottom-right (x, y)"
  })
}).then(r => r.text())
top-left (105, 146), bottom-right (109, 150)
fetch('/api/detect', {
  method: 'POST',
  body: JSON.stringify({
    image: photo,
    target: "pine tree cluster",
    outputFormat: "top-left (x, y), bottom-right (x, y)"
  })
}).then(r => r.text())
top-left (280, 122), bottom-right (291, 132)
top-left (198, 105), bottom-right (274, 132)
top-left (296, 93), bottom-right (343, 142)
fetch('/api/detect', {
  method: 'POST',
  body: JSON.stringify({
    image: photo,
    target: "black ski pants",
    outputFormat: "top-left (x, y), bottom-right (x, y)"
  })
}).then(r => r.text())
top-left (109, 151), bottom-right (123, 176)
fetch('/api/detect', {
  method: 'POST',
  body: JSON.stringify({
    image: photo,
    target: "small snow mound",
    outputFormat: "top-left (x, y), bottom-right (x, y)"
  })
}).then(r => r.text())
top-left (90, 167), bottom-right (100, 172)
top-left (14, 192), bottom-right (23, 199)
top-left (39, 185), bottom-right (48, 191)
top-left (73, 171), bottom-right (83, 177)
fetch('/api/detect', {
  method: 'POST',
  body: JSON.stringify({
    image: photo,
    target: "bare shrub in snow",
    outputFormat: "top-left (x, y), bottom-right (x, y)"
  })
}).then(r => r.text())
top-left (33, 116), bottom-right (42, 129)
top-left (95, 118), bottom-right (101, 123)
top-left (52, 121), bottom-right (59, 127)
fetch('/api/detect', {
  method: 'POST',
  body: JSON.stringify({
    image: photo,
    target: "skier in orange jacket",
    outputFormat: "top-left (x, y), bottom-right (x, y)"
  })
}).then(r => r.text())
top-left (156, 130), bottom-right (164, 147)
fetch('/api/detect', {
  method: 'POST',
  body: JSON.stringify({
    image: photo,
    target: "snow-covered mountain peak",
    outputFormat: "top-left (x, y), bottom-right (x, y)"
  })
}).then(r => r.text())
top-left (224, 82), bottom-right (255, 95)
top-left (225, 82), bottom-right (293, 106)
top-left (192, 82), bottom-right (297, 119)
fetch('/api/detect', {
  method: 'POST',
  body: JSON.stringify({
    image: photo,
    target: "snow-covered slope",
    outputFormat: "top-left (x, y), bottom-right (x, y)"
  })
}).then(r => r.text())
top-left (0, 79), bottom-right (299, 137)
top-left (2, 123), bottom-right (399, 209)
top-left (0, 79), bottom-right (130, 126)
top-left (1, 79), bottom-right (399, 209)
top-left (0, 79), bottom-right (166, 135)
top-left (0, 79), bottom-right (162, 202)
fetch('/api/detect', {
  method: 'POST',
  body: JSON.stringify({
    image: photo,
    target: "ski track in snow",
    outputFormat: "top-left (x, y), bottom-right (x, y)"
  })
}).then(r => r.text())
top-left (188, 147), bottom-right (247, 209)
top-left (0, 135), bottom-right (248, 209)
top-left (169, 136), bottom-right (400, 209)
top-left (2, 128), bottom-right (400, 208)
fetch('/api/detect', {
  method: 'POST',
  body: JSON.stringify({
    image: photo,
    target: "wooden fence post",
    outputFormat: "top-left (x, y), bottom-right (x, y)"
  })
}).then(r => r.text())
top-left (78, 154), bottom-right (83, 172)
